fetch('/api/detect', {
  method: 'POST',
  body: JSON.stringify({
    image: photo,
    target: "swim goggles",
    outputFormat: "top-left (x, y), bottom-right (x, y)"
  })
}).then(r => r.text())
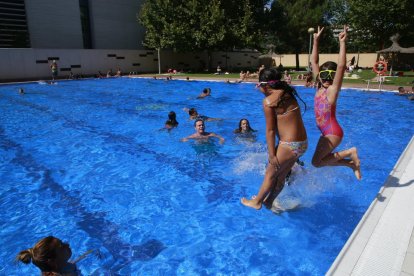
top-left (255, 80), bottom-right (279, 88)
top-left (318, 70), bottom-right (336, 80)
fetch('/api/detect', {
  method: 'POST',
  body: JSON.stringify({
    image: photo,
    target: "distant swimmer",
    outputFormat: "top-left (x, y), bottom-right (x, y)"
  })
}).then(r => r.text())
top-left (197, 88), bottom-right (211, 99)
top-left (164, 111), bottom-right (179, 130)
top-left (185, 107), bottom-right (222, 122)
top-left (181, 119), bottom-right (224, 144)
top-left (19, 88), bottom-right (25, 95)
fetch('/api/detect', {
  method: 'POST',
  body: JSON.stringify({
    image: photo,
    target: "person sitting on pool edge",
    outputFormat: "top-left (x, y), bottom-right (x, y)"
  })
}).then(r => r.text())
top-left (164, 111), bottom-right (179, 130)
top-left (181, 119), bottom-right (225, 144)
top-left (16, 236), bottom-right (80, 275)
top-left (185, 107), bottom-right (221, 121)
top-left (197, 88), bottom-right (211, 99)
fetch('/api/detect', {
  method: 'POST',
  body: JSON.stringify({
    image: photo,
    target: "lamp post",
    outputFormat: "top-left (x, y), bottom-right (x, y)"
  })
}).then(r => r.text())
top-left (307, 27), bottom-right (315, 71)
top-left (157, 48), bottom-right (161, 75)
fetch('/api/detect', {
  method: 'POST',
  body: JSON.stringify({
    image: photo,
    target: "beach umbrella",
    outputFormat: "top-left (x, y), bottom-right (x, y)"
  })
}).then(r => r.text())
top-left (376, 34), bottom-right (414, 75)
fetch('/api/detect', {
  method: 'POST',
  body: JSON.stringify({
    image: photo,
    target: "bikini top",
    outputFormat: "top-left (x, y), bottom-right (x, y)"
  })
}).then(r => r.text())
top-left (264, 96), bottom-right (299, 116)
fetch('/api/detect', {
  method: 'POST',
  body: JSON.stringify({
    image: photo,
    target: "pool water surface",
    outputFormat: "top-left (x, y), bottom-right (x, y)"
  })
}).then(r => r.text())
top-left (0, 78), bottom-right (413, 275)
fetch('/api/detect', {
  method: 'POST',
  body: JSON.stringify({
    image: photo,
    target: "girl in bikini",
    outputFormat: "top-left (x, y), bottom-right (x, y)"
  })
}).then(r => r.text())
top-left (241, 68), bottom-right (308, 210)
top-left (311, 25), bottom-right (361, 180)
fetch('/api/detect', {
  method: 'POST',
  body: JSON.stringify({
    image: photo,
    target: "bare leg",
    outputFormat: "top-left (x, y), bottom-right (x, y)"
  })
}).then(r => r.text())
top-left (312, 136), bottom-right (361, 179)
top-left (241, 145), bottom-right (296, 210)
top-left (263, 159), bottom-right (297, 209)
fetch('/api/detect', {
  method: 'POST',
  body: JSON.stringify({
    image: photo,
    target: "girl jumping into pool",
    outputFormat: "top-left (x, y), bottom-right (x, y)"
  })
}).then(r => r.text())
top-left (311, 25), bottom-right (361, 180)
top-left (241, 68), bottom-right (308, 210)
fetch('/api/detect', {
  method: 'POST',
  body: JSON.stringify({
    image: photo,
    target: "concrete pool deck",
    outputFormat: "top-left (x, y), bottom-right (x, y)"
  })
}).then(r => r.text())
top-left (327, 135), bottom-right (414, 275)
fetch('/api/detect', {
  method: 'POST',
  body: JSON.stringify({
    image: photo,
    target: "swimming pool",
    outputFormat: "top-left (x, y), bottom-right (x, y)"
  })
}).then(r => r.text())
top-left (0, 78), bottom-right (412, 274)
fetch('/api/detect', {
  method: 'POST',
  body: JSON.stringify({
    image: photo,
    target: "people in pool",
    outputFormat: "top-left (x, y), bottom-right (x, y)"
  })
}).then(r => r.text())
top-left (164, 111), bottom-right (179, 129)
top-left (234, 118), bottom-right (256, 134)
top-left (16, 236), bottom-right (80, 275)
top-left (181, 119), bottom-right (225, 144)
top-left (197, 88), bottom-right (211, 99)
top-left (311, 25), bottom-right (361, 180)
top-left (185, 108), bottom-right (221, 121)
top-left (241, 68), bottom-right (308, 210)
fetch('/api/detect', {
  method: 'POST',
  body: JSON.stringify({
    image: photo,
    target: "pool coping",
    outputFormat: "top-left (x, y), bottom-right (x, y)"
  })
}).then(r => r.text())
top-left (327, 135), bottom-right (414, 275)
top-left (0, 76), bottom-right (402, 93)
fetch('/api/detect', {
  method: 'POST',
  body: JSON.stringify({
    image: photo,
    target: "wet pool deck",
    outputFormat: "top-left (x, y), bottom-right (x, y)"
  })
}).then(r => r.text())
top-left (327, 135), bottom-right (414, 276)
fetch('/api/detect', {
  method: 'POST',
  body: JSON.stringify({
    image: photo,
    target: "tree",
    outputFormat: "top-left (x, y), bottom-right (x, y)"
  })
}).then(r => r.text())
top-left (138, 0), bottom-right (266, 70)
top-left (346, 0), bottom-right (414, 50)
top-left (265, 0), bottom-right (328, 70)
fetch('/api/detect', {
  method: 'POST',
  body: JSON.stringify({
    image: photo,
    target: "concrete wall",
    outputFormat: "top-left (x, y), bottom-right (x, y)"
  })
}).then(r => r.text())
top-left (25, 0), bottom-right (84, 49)
top-left (0, 48), bottom-right (262, 81)
top-left (89, 0), bottom-right (145, 49)
top-left (0, 48), bottom-right (380, 82)
top-left (271, 53), bottom-right (378, 69)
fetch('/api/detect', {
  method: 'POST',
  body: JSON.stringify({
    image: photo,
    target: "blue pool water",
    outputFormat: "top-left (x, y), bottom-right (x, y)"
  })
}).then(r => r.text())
top-left (0, 78), bottom-right (413, 275)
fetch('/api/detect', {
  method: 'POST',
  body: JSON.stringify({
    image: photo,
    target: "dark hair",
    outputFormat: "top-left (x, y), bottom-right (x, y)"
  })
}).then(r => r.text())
top-left (259, 68), bottom-right (306, 112)
top-left (234, 118), bottom-right (256, 133)
top-left (202, 88), bottom-right (211, 94)
top-left (16, 236), bottom-right (59, 272)
top-left (320, 61), bottom-right (337, 71)
top-left (194, 118), bottom-right (204, 127)
top-left (188, 108), bottom-right (197, 116)
top-left (166, 111), bottom-right (178, 126)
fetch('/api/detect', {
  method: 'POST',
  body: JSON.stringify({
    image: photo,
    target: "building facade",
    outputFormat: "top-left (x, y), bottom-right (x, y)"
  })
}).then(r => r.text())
top-left (0, 0), bottom-right (145, 49)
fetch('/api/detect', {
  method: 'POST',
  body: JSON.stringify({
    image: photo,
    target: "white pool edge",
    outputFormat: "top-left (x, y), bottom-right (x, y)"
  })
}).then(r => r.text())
top-left (327, 135), bottom-right (414, 275)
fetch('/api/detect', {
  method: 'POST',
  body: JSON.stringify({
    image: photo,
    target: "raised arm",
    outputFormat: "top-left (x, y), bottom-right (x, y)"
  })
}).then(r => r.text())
top-left (311, 26), bottom-right (324, 79)
top-left (329, 25), bottom-right (347, 103)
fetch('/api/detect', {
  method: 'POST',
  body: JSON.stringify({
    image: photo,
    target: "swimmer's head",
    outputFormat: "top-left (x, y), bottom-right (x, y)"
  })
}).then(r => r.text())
top-left (16, 236), bottom-right (72, 273)
top-left (189, 108), bottom-right (198, 116)
top-left (194, 118), bottom-right (204, 127)
top-left (202, 88), bottom-right (211, 94)
top-left (168, 111), bottom-right (176, 120)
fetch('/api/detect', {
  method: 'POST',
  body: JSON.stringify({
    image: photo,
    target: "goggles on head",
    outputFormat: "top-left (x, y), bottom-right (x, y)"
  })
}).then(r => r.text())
top-left (318, 70), bottom-right (336, 80)
top-left (255, 80), bottom-right (279, 88)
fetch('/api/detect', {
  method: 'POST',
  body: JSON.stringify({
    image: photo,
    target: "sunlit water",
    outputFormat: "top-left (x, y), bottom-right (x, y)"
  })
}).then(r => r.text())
top-left (0, 78), bottom-right (412, 275)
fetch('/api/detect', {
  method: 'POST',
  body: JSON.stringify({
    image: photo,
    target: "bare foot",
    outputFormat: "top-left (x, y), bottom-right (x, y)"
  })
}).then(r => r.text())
top-left (350, 147), bottom-right (362, 180)
top-left (241, 197), bottom-right (262, 210)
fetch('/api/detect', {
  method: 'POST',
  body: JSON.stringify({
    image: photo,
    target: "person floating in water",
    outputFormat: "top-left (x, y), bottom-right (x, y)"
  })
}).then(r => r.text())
top-left (311, 25), bottom-right (361, 180)
top-left (181, 119), bottom-right (225, 144)
top-left (50, 60), bottom-right (58, 82)
top-left (241, 68), bottom-right (308, 210)
top-left (19, 88), bottom-right (25, 95)
top-left (164, 111), bottom-right (179, 130)
top-left (16, 236), bottom-right (80, 275)
top-left (185, 108), bottom-right (221, 122)
top-left (197, 88), bottom-right (211, 99)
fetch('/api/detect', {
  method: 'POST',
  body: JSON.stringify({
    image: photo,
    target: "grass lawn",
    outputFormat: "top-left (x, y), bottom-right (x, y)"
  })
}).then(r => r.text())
top-left (151, 70), bottom-right (414, 87)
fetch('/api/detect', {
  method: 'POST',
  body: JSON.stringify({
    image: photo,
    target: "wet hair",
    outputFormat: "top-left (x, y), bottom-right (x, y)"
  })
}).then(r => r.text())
top-left (202, 88), bottom-right (211, 94)
top-left (165, 111), bottom-right (179, 127)
top-left (188, 108), bottom-right (197, 116)
top-left (235, 118), bottom-right (256, 133)
top-left (194, 118), bottom-right (204, 127)
top-left (16, 236), bottom-right (60, 272)
top-left (259, 68), bottom-right (307, 112)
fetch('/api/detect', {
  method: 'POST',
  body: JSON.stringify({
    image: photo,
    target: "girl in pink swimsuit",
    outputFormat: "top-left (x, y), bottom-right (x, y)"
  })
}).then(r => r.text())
top-left (311, 25), bottom-right (361, 180)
